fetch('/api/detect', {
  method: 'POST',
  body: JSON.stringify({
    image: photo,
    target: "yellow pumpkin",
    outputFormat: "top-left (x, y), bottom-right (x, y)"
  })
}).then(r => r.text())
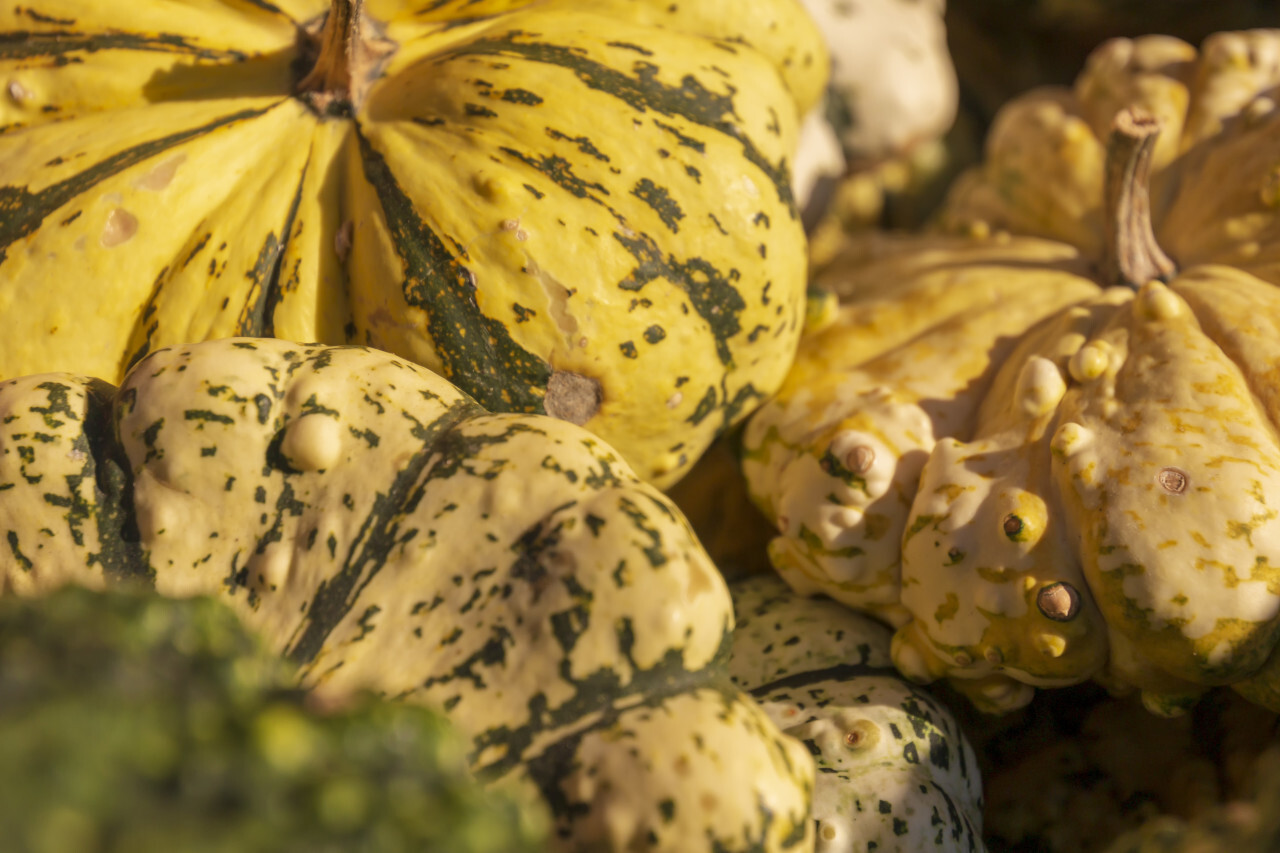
top-left (0, 0), bottom-right (827, 487)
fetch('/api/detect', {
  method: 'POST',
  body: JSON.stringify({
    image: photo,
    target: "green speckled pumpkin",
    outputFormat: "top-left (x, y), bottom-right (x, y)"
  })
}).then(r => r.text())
top-left (0, 337), bottom-right (814, 853)
top-left (0, 0), bottom-right (828, 487)
top-left (728, 574), bottom-right (985, 852)
top-left (743, 30), bottom-right (1280, 716)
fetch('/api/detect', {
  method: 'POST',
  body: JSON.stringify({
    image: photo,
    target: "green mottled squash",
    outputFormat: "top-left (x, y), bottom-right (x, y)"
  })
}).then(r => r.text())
top-left (0, 337), bottom-right (813, 852)
top-left (0, 0), bottom-right (828, 487)
top-left (0, 584), bottom-right (548, 852)
top-left (728, 575), bottom-right (985, 852)
top-left (743, 30), bottom-right (1280, 716)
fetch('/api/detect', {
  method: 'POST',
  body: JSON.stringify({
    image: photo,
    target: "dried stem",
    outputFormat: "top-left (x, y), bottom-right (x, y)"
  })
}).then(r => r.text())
top-left (295, 0), bottom-right (395, 116)
top-left (1100, 107), bottom-right (1178, 289)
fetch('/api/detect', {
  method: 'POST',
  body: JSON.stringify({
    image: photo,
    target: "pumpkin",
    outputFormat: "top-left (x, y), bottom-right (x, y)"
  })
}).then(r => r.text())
top-left (0, 0), bottom-right (828, 488)
top-left (791, 0), bottom-right (958, 219)
top-left (727, 574), bottom-right (986, 852)
top-left (0, 337), bottom-right (814, 852)
top-left (742, 29), bottom-right (1280, 716)
top-left (0, 584), bottom-right (549, 851)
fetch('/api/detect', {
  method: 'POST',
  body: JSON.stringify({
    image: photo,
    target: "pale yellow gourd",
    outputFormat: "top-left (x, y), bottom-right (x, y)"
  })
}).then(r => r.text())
top-left (745, 30), bottom-right (1280, 716)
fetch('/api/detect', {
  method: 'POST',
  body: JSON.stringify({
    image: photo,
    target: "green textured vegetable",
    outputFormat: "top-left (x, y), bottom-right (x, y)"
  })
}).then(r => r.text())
top-left (0, 584), bottom-right (545, 853)
top-left (0, 337), bottom-right (813, 853)
top-left (728, 575), bottom-right (986, 852)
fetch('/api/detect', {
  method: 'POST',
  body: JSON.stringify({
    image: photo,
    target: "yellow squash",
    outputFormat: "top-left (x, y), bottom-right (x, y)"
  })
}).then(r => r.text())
top-left (0, 0), bottom-right (827, 487)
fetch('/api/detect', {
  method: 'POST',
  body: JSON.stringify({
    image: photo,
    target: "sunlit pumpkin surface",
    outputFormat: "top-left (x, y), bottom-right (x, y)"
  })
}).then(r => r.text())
top-left (0, 0), bottom-right (828, 487)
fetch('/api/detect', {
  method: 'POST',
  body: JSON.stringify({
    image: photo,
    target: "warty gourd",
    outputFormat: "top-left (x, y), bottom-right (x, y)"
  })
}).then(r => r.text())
top-left (729, 574), bottom-right (986, 853)
top-left (743, 29), bottom-right (1280, 716)
top-left (0, 337), bottom-right (814, 852)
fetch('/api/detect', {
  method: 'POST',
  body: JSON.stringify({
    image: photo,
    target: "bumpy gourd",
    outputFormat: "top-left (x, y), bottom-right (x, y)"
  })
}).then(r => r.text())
top-left (743, 30), bottom-right (1280, 716)
top-left (0, 0), bottom-right (828, 488)
top-left (0, 337), bottom-right (814, 853)
top-left (728, 574), bottom-right (985, 852)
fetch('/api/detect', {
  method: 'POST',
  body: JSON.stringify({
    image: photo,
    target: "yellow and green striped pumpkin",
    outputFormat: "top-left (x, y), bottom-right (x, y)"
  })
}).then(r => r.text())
top-left (0, 0), bottom-right (827, 487)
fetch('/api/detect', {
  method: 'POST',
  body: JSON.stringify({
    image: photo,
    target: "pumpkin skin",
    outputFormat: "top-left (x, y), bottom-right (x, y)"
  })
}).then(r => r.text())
top-left (728, 574), bottom-right (986, 853)
top-left (0, 337), bottom-right (814, 852)
top-left (743, 30), bottom-right (1280, 715)
top-left (0, 0), bottom-right (828, 488)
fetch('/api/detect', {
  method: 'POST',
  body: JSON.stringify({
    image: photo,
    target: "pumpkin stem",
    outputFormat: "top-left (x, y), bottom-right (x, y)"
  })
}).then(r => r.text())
top-left (1100, 107), bottom-right (1177, 289)
top-left (296, 0), bottom-right (395, 116)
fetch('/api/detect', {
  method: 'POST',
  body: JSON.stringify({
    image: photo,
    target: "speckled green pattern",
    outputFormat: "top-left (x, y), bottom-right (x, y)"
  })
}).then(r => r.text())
top-left (0, 338), bottom-right (813, 853)
top-left (729, 575), bottom-right (985, 852)
top-left (0, 584), bottom-right (548, 853)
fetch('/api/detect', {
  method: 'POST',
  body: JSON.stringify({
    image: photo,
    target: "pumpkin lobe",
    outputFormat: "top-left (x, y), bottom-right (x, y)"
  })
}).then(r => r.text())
top-left (295, 0), bottom-right (396, 117)
top-left (1101, 107), bottom-right (1178, 289)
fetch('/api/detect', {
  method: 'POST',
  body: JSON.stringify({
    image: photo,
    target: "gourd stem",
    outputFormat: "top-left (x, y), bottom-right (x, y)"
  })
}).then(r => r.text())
top-left (295, 0), bottom-right (394, 116)
top-left (297, 0), bottom-right (361, 98)
top-left (1100, 107), bottom-right (1178, 289)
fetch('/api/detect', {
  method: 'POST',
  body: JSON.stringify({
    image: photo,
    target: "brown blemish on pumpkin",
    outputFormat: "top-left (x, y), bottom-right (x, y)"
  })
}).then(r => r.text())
top-left (846, 444), bottom-right (875, 474)
top-left (1037, 582), bottom-right (1081, 622)
top-left (100, 208), bottom-right (138, 248)
top-left (543, 370), bottom-right (601, 426)
top-left (334, 219), bottom-right (354, 261)
top-left (1158, 466), bottom-right (1189, 494)
top-left (133, 153), bottom-right (186, 191)
top-left (844, 719), bottom-right (880, 750)
top-left (6, 79), bottom-right (29, 104)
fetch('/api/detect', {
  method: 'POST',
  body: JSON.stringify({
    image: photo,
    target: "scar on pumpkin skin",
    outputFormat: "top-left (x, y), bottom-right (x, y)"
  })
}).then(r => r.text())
top-left (544, 370), bottom-right (602, 426)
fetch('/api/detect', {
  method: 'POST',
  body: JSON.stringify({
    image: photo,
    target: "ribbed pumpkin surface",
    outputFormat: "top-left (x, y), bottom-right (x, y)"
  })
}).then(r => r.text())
top-left (0, 0), bottom-right (827, 487)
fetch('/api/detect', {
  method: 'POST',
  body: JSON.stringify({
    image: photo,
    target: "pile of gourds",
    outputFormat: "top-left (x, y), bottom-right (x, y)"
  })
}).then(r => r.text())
top-left (2, 0), bottom-right (1278, 850)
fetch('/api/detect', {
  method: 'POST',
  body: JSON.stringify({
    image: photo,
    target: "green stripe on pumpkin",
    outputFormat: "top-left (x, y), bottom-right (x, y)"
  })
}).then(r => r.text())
top-left (235, 158), bottom-right (309, 338)
top-left (441, 32), bottom-right (796, 212)
top-left (354, 129), bottom-right (551, 414)
top-left (80, 378), bottom-right (152, 585)
top-left (0, 29), bottom-right (246, 62)
top-left (0, 103), bottom-right (282, 263)
top-left (283, 397), bottom-right (486, 667)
